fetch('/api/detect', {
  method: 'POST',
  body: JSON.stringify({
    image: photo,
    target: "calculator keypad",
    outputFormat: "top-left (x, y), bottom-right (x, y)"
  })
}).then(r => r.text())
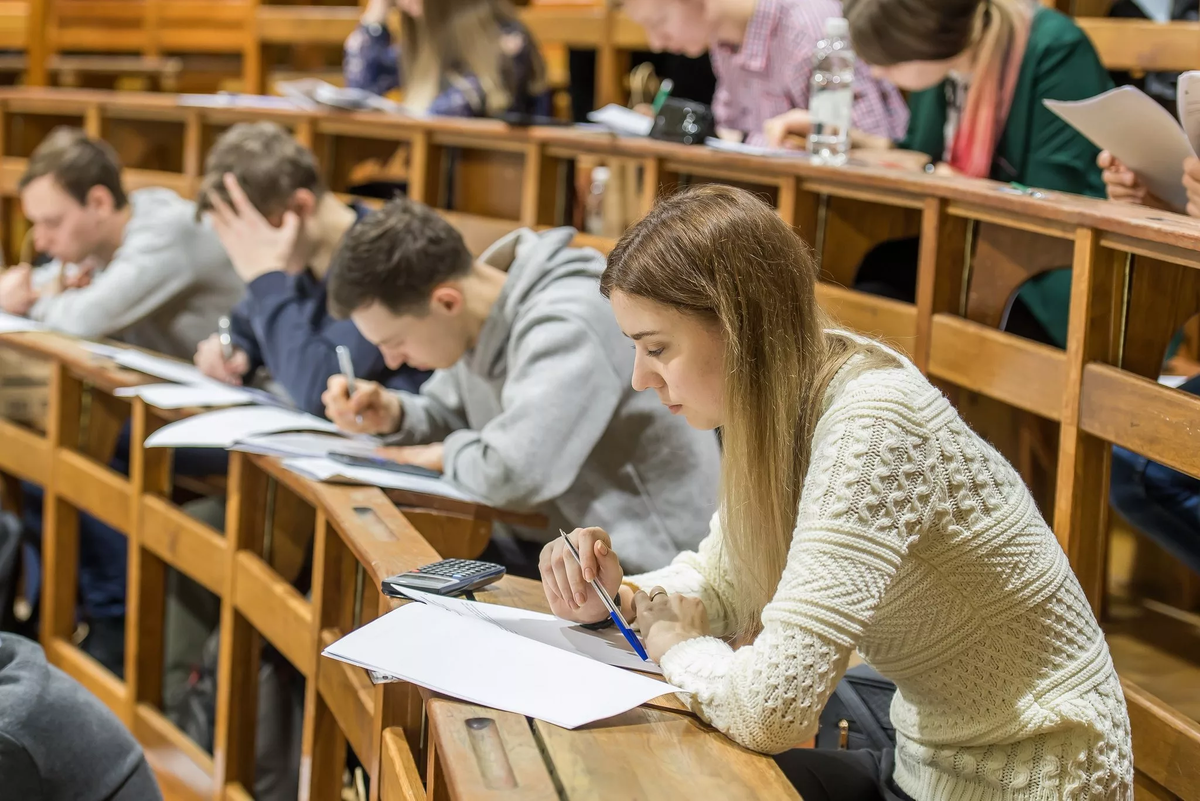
top-left (418, 559), bottom-right (498, 578)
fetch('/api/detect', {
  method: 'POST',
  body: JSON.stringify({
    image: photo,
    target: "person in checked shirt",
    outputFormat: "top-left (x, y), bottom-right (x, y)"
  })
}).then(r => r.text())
top-left (619, 0), bottom-right (908, 146)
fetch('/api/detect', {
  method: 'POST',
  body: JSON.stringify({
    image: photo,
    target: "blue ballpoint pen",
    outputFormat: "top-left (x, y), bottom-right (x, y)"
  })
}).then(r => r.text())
top-left (558, 529), bottom-right (650, 662)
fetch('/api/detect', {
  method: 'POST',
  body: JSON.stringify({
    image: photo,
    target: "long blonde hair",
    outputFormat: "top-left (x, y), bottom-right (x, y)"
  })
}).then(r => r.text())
top-left (845, 0), bottom-right (1034, 177)
top-left (401, 0), bottom-right (547, 117)
top-left (601, 186), bottom-right (893, 640)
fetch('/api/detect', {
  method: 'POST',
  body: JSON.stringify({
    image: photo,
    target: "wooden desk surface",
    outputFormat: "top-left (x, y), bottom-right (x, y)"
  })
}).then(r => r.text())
top-left (424, 575), bottom-right (800, 800)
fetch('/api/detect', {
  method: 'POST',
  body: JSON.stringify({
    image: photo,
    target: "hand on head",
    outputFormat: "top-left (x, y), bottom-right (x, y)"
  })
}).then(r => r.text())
top-left (539, 527), bottom-right (624, 625)
top-left (206, 173), bottom-right (301, 283)
top-left (322, 374), bottom-right (402, 434)
top-left (194, 334), bottom-right (250, 385)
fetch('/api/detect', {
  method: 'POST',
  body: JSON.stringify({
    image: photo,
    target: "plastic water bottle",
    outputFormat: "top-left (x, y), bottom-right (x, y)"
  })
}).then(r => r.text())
top-left (808, 17), bottom-right (855, 166)
top-left (585, 166), bottom-right (610, 236)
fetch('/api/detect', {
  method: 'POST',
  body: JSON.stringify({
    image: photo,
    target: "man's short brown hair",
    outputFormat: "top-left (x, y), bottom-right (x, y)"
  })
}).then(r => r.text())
top-left (19, 127), bottom-right (128, 209)
top-left (328, 197), bottom-right (474, 318)
top-left (195, 121), bottom-right (323, 220)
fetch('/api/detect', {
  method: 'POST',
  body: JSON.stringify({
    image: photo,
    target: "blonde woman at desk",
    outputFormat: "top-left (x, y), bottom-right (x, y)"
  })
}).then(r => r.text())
top-left (540, 186), bottom-right (1133, 800)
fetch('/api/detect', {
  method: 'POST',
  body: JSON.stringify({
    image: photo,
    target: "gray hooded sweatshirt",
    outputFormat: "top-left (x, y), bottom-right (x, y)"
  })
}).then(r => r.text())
top-left (386, 227), bottom-right (720, 573)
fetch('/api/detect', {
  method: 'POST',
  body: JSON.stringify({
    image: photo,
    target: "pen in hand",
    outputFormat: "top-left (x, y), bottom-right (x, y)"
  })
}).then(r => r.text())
top-left (335, 345), bottom-right (363, 426)
top-left (559, 529), bottom-right (650, 662)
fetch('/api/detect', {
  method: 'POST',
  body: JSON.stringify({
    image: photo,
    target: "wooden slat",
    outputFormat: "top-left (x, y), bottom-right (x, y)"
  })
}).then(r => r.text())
top-left (1124, 679), bottom-right (1200, 800)
top-left (533, 707), bottom-right (801, 801)
top-left (54, 448), bottom-right (132, 533)
top-left (426, 698), bottom-right (560, 801)
top-left (45, 637), bottom-right (127, 714)
top-left (927, 315), bottom-right (1066, 420)
top-left (318, 627), bottom-right (376, 763)
top-left (224, 783), bottom-right (254, 801)
top-left (134, 703), bottom-right (216, 801)
top-left (815, 282), bottom-right (917, 355)
top-left (140, 495), bottom-right (228, 596)
top-left (256, 5), bottom-right (359, 45)
top-left (0, 418), bottom-right (51, 483)
top-left (1079, 364), bottom-right (1200, 479)
top-left (381, 727), bottom-right (426, 801)
top-left (1078, 18), bottom-right (1200, 73)
top-left (233, 550), bottom-right (316, 677)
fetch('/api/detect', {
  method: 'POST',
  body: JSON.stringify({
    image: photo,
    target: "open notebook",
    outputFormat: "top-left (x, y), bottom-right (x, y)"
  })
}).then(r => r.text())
top-left (1045, 74), bottom-right (1200, 211)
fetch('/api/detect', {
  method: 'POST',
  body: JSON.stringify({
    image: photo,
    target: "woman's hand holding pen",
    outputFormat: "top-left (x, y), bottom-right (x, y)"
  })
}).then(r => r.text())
top-left (323, 375), bottom-right (402, 434)
top-left (632, 589), bottom-right (710, 663)
top-left (539, 527), bottom-right (624, 625)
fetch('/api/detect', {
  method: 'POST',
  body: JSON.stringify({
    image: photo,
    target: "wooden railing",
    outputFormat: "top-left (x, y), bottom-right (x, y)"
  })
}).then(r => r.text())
top-left (0, 87), bottom-right (1199, 798)
top-left (0, 2), bottom-right (1196, 100)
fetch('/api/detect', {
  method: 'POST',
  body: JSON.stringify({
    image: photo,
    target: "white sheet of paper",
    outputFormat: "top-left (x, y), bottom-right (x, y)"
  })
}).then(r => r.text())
top-left (144, 406), bottom-right (339, 449)
top-left (587, 104), bottom-right (654, 137)
top-left (232, 431), bottom-right (383, 459)
top-left (113, 349), bottom-right (219, 387)
top-left (1177, 70), bottom-right (1200, 155)
top-left (1159, 374), bottom-right (1190, 389)
top-left (1130, 0), bottom-right (1173, 22)
top-left (1045, 88), bottom-right (1194, 210)
top-left (80, 342), bottom-right (129, 359)
top-left (0, 313), bottom-right (44, 333)
top-left (399, 587), bottom-right (661, 674)
top-left (114, 383), bottom-right (255, 409)
top-left (704, 137), bottom-right (810, 159)
top-left (281, 456), bottom-right (481, 503)
top-left (322, 602), bottom-right (674, 729)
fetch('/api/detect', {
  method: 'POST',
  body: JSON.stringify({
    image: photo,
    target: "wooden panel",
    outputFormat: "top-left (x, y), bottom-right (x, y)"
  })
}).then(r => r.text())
top-left (45, 637), bottom-right (127, 714)
top-left (381, 727), bottom-right (426, 801)
top-left (1124, 680), bottom-right (1200, 800)
top-left (256, 5), bottom-right (359, 45)
top-left (140, 495), bottom-right (228, 596)
top-left (55, 448), bottom-right (132, 533)
top-left (1079, 364), bottom-right (1200, 479)
top-left (815, 282), bottom-right (917, 355)
top-left (913, 198), bottom-right (970, 373)
top-left (1078, 19), bottom-right (1200, 73)
top-left (820, 196), bottom-right (923, 287)
top-left (426, 698), bottom-right (560, 801)
top-left (318, 627), bottom-right (376, 763)
top-left (927, 315), bottom-right (1066, 420)
top-left (134, 703), bottom-right (216, 801)
top-left (234, 550), bottom-right (316, 677)
top-left (534, 707), bottom-right (801, 801)
top-left (0, 418), bottom-right (50, 483)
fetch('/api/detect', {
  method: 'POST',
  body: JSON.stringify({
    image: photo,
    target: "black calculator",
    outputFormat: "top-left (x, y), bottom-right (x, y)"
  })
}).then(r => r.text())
top-left (381, 559), bottom-right (506, 597)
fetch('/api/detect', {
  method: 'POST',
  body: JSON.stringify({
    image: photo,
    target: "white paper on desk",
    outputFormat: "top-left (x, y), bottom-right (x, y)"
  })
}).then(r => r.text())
top-left (587, 104), bottom-right (654, 137)
top-left (1178, 71), bottom-right (1200, 159)
top-left (0, 313), bottom-right (44, 333)
top-left (704, 137), bottom-right (810, 159)
top-left (114, 383), bottom-right (255, 410)
top-left (232, 431), bottom-right (383, 459)
top-left (1130, 0), bottom-right (1173, 21)
top-left (113, 349), bottom-right (218, 387)
top-left (1045, 87), bottom-right (1195, 210)
top-left (144, 406), bottom-right (339, 449)
top-left (281, 456), bottom-right (482, 503)
top-left (398, 587), bottom-right (663, 674)
top-left (322, 602), bottom-right (674, 729)
top-left (80, 342), bottom-right (129, 359)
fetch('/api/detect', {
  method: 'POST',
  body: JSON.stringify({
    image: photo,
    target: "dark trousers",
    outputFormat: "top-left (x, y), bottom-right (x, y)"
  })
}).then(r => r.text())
top-left (774, 748), bottom-right (914, 801)
top-left (854, 237), bottom-right (1057, 347)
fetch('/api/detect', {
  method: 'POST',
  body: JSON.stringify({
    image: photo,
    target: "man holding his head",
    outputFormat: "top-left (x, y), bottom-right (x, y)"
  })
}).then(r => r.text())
top-left (194, 122), bottom-right (427, 416)
top-left (0, 127), bottom-right (242, 358)
top-left (322, 198), bottom-right (720, 574)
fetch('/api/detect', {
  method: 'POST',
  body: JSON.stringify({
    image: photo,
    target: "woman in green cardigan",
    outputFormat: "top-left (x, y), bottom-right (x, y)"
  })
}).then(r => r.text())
top-left (766, 0), bottom-right (1113, 347)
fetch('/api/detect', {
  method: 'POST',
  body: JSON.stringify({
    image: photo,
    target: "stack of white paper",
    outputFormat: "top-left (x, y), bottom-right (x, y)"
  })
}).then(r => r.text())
top-left (704, 137), bottom-right (810, 159)
top-left (114, 383), bottom-right (255, 410)
top-left (586, 104), bottom-right (654, 137)
top-left (322, 589), bottom-right (674, 729)
top-left (1046, 77), bottom-right (1200, 211)
top-left (112, 349), bottom-right (222, 387)
top-left (232, 431), bottom-right (383, 459)
top-left (0, 313), bottom-right (45, 334)
top-left (144, 406), bottom-right (340, 449)
top-left (281, 456), bottom-right (481, 503)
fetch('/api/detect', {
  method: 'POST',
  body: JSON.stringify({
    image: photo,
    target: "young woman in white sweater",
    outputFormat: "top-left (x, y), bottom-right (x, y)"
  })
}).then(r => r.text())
top-left (539, 185), bottom-right (1133, 800)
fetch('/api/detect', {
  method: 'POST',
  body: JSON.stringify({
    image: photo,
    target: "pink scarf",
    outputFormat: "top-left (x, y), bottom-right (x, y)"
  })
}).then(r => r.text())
top-left (948, 2), bottom-right (1034, 178)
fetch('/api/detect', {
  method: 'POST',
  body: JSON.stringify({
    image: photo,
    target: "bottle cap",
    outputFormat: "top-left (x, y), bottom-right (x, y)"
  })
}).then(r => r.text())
top-left (825, 17), bottom-right (849, 37)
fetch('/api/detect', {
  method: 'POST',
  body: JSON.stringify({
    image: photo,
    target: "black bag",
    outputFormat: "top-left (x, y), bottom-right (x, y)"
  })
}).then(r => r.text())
top-left (649, 97), bottom-right (716, 146)
top-left (816, 663), bottom-right (897, 751)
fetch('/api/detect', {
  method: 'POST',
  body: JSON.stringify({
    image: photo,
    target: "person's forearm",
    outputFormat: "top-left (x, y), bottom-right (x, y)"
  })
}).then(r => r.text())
top-left (850, 129), bottom-right (893, 150)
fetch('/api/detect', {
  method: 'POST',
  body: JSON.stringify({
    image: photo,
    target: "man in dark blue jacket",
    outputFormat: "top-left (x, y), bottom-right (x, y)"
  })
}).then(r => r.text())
top-left (193, 121), bottom-right (427, 415)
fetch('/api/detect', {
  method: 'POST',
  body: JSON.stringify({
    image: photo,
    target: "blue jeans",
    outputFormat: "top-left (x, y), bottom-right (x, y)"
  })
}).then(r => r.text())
top-left (1108, 375), bottom-right (1200, 577)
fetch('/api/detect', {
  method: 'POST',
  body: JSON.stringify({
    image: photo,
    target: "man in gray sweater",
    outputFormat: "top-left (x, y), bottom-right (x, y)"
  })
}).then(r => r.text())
top-left (322, 198), bottom-right (720, 574)
top-left (0, 127), bottom-right (243, 359)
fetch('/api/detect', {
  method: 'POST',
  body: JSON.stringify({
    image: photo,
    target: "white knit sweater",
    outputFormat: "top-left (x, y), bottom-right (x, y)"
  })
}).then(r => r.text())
top-left (630, 339), bottom-right (1133, 800)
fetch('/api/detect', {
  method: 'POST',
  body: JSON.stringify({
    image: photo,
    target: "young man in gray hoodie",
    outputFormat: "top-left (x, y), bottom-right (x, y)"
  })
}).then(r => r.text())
top-left (0, 127), bottom-right (243, 359)
top-left (322, 198), bottom-right (720, 574)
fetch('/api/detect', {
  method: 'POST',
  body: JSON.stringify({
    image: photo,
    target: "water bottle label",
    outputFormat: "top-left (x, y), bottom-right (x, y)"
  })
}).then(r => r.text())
top-left (809, 87), bottom-right (853, 135)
